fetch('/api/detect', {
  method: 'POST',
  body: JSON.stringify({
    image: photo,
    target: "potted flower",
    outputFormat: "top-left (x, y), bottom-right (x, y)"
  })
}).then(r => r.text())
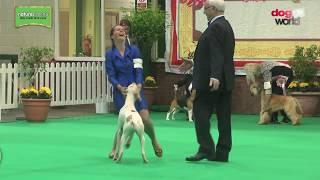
top-left (288, 81), bottom-right (320, 92)
top-left (144, 76), bottom-right (157, 88)
top-left (288, 44), bottom-right (320, 116)
top-left (20, 86), bottom-right (52, 122)
top-left (18, 47), bottom-right (54, 122)
top-left (143, 76), bottom-right (158, 106)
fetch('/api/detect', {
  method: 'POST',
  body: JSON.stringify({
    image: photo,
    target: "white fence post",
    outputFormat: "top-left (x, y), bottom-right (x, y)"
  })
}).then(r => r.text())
top-left (0, 63), bottom-right (20, 121)
top-left (95, 61), bottom-right (108, 113)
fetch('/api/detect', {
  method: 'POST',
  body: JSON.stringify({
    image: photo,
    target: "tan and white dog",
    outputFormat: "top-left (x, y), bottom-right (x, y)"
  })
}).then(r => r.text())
top-left (166, 85), bottom-right (196, 122)
top-left (244, 63), bottom-right (303, 125)
top-left (113, 83), bottom-right (148, 163)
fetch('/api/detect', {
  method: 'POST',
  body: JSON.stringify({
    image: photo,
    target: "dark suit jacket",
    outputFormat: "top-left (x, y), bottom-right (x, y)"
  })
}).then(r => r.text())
top-left (192, 16), bottom-right (235, 91)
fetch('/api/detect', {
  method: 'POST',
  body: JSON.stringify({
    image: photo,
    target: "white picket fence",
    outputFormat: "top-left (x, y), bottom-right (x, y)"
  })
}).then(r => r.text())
top-left (0, 62), bottom-right (113, 121)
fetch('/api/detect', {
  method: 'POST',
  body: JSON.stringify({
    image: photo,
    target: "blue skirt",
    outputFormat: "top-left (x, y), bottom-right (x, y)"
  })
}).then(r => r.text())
top-left (113, 88), bottom-right (148, 112)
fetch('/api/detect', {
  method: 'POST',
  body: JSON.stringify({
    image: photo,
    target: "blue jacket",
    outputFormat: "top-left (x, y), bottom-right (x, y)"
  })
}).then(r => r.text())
top-left (105, 45), bottom-right (148, 112)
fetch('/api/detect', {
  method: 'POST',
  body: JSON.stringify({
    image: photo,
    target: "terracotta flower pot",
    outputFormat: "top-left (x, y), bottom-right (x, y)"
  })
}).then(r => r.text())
top-left (21, 99), bottom-right (51, 122)
top-left (290, 92), bottom-right (320, 116)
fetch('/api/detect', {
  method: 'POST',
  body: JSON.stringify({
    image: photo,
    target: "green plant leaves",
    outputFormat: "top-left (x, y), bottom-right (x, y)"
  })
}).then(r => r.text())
top-left (289, 45), bottom-right (319, 82)
top-left (127, 9), bottom-right (166, 46)
top-left (18, 47), bottom-right (53, 85)
top-left (125, 9), bottom-right (166, 76)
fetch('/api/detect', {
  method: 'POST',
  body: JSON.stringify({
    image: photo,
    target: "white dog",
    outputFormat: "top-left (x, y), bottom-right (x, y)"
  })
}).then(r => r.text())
top-left (113, 83), bottom-right (148, 163)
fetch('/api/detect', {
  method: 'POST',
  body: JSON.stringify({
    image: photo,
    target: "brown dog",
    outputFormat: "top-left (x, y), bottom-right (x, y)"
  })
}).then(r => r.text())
top-left (244, 63), bottom-right (303, 125)
top-left (166, 85), bottom-right (196, 122)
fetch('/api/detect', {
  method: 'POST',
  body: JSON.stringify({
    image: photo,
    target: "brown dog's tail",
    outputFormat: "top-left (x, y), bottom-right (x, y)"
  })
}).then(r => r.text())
top-left (293, 97), bottom-right (303, 115)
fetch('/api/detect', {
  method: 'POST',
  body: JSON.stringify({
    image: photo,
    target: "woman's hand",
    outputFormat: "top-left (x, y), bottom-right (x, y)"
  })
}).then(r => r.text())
top-left (117, 85), bottom-right (127, 95)
top-left (137, 83), bottom-right (142, 92)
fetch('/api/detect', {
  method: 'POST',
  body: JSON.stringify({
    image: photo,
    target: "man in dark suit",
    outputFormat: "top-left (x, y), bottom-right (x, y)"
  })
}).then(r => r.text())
top-left (185, 0), bottom-right (235, 162)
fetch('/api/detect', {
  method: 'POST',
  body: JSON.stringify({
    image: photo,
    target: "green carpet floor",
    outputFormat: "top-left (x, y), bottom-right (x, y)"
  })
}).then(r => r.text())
top-left (0, 112), bottom-right (320, 180)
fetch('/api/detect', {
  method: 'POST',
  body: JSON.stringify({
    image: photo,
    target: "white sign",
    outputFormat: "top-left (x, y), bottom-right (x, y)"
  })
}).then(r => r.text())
top-left (137, 0), bottom-right (147, 10)
top-left (192, 1), bottom-right (320, 39)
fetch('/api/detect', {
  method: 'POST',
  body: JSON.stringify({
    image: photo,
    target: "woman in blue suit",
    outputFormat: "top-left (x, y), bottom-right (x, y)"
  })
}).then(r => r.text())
top-left (105, 25), bottom-right (162, 158)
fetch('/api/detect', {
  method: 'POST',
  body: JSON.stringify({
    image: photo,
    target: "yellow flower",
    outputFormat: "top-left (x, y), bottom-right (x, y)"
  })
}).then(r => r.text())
top-left (144, 76), bottom-right (157, 87)
top-left (29, 87), bottom-right (39, 94)
top-left (145, 76), bottom-right (155, 82)
top-left (288, 81), bottom-right (298, 88)
top-left (20, 88), bottom-right (29, 95)
top-left (299, 82), bottom-right (309, 88)
top-left (40, 87), bottom-right (52, 96)
top-left (20, 86), bottom-right (52, 99)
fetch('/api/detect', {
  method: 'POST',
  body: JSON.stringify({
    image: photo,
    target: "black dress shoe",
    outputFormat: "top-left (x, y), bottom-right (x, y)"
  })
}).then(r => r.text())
top-left (280, 110), bottom-right (291, 123)
top-left (281, 118), bottom-right (290, 123)
top-left (214, 151), bottom-right (229, 162)
top-left (270, 112), bottom-right (279, 124)
top-left (281, 115), bottom-right (291, 123)
top-left (213, 156), bottom-right (229, 162)
top-left (185, 152), bottom-right (215, 161)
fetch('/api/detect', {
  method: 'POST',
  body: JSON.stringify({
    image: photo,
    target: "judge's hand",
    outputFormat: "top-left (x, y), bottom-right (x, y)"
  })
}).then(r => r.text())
top-left (209, 78), bottom-right (220, 91)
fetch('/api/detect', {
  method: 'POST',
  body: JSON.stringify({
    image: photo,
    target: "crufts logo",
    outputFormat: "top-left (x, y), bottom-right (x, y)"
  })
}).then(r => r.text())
top-left (271, 9), bottom-right (302, 25)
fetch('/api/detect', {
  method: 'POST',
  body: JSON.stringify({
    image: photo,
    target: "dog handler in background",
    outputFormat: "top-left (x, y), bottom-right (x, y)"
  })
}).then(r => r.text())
top-left (260, 61), bottom-right (294, 123)
top-left (105, 25), bottom-right (163, 158)
top-left (119, 19), bottom-right (135, 45)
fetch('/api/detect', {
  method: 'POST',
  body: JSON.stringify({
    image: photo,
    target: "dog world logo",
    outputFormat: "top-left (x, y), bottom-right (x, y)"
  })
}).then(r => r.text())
top-left (271, 8), bottom-right (304, 26)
